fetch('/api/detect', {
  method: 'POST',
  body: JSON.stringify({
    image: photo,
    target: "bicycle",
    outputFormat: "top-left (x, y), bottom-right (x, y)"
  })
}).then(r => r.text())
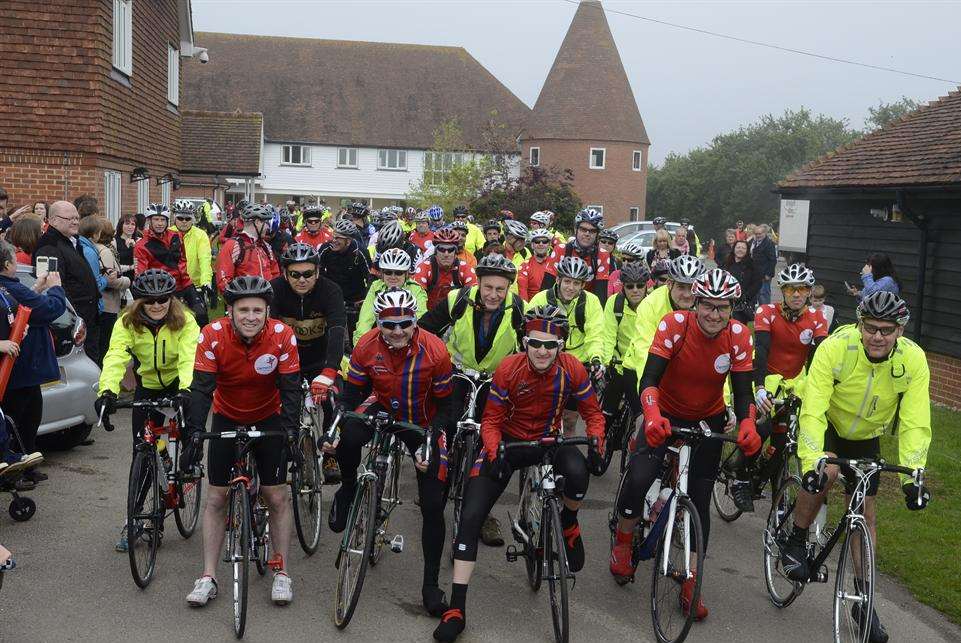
top-left (290, 379), bottom-right (324, 555)
top-left (504, 435), bottom-right (595, 643)
top-left (763, 457), bottom-right (924, 642)
top-left (99, 397), bottom-right (202, 589)
top-left (326, 409), bottom-right (430, 629)
top-left (192, 425), bottom-right (287, 639)
top-left (445, 367), bottom-right (491, 562)
top-left (597, 359), bottom-right (636, 475)
top-left (713, 394), bottom-right (802, 521)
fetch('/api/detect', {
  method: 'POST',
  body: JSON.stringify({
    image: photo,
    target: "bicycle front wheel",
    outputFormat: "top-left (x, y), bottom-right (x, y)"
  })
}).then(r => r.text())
top-left (334, 478), bottom-right (377, 629)
top-left (449, 432), bottom-right (475, 563)
top-left (834, 520), bottom-right (874, 643)
top-left (651, 496), bottom-right (703, 643)
top-left (763, 476), bottom-right (804, 607)
top-left (174, 439), bottom-right (202, 538)
top-left (712, 441), bottom-right (743, 522)
top-left (227, 484), bottom-right (251, 639)
top-left (127, 450), bottom-right (161, 589)
top-left (518, 468), bottom-right (543, 591)
top-left (292, 431), bottom-right (323, 555)
top-left (544, 499), bottom-right (571, 643)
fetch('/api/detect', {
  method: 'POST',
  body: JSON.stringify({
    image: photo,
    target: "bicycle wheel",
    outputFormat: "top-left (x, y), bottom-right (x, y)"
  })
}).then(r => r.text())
top-left (711, 441), bottom-right (743, 522)
top-left (619, 412), bottom-right (634, 474)
top-left (518, 468), bottom-right (543, 591)
top-left (174, 440), bottom-right (203, 538)
top-left (292, 430), bottom-right (323, 555)
top-left (449, 432), bottom-right (475, 562)
top-left (334, 478), bottom-right (377, 629)
top-left (544, 499), bottom-right (571, 643)
top-left (651, 496), bottom-right (703, 643)
top-left (127, 449), bottom-right (161, 589)
top-left (227, 484), bottom-right (251, 639)
top-left (834, 520), bottom-right (874, 643)
top-left (370, 444), bottom-right (401, 566)
top-left (253, 492), bottom-right (270, 577)
top-left (763, 477), bottom-right (804, 608)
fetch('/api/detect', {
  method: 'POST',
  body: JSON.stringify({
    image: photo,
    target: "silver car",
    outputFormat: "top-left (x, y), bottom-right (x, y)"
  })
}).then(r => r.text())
top-left (16, 266), bottom-right (100, 450)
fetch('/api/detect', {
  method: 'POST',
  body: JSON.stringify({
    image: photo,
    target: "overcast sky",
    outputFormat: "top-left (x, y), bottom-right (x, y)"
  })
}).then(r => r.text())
top-left (191, 0), bottom-right (961, 164)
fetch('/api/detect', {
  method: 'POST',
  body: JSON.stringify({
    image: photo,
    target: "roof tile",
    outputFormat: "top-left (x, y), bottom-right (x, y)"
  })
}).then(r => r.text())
top-left (181, 110), bottom-right (262, 176)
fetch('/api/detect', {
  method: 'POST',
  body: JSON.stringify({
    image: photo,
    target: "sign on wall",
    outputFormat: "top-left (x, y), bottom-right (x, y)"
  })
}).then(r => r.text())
top-left (779, 198), bottom-right (810, 252)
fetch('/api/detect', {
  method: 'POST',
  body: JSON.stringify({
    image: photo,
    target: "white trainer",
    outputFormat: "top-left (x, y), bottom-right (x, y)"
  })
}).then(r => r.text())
top-left (271, 572), bottom-right (292, 605)
top-left (186, 576), bottom-right (218, 607)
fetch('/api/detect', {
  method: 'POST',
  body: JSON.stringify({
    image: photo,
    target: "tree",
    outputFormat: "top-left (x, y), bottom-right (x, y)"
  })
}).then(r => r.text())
top-left (471, 165), bottom-right (582, 232)
top-left (865, 96), bottom-right (921, 131)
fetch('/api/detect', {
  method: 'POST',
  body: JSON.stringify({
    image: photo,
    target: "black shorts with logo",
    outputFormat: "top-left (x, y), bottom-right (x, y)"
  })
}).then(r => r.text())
top-left (207, 413), bottom-right (287, 487)
top-left (824, 424), bottom-right (881, 496)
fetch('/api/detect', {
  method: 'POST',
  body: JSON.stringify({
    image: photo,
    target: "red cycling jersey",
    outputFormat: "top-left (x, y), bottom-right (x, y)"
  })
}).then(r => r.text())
top-left (133, 228), bottom-right (192, 289)
top-left (754, 304), bottom-right (828, 380)
top-left (409, 230), bottom-right (435, 253)
top-left (517, 255), bottom-right (550, 301)
top-left (295, 227), bottom-right (331, 250)
top-left (194, 317), bottom-right (301, 423)
top-left (648, 310), bottom-right (753, 419)
top-left (215, 231), bottom-right (280, 292)
top-left (413, 258), bottom-right (476, 310)
top-left (481, 352), bottom-right (605, 456)
top-left (346, 327), bottom-right (454, 426)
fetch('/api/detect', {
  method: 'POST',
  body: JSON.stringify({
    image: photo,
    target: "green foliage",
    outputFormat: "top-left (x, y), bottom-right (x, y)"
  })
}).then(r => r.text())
top-left (470, 165), bottom-right (582, 232)
top-left (865, 96), bottom-right (921, 132)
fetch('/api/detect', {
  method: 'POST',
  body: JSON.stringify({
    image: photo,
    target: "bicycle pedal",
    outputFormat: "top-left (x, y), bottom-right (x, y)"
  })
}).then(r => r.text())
top-left (505, 544), bottom-right (520, 563)
top-left (814, 565), bottom-right (829, 583)
top-left (390, 534), bottom-right (404, 553)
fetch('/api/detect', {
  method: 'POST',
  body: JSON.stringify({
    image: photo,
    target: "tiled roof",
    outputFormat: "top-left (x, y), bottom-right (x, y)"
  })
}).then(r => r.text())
top-left (779, 88), bottom-right (961, 190)
top-left (180, 110), bottom-right (262, 176)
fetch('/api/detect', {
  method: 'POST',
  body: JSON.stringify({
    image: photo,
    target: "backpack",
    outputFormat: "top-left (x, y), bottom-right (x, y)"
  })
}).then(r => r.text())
top-left (428, 257), bottom-right (464, 291)
top-left (450, 286), bottom-right (525, 345)
top-left (612, 292), bottom-right (627, 329)
top-left (546, 288), bottom-right (586, 334)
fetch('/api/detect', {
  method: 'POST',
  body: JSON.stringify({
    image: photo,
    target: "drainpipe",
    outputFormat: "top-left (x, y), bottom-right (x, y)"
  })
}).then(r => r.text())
top-left (896, 190), bottom-right (927, 342)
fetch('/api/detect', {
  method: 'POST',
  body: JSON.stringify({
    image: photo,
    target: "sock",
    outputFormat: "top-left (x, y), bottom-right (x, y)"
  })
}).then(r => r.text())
top-left (560, 506), bottom-right (578, 529)
top-left (450, 582), bottom-right (468, 613)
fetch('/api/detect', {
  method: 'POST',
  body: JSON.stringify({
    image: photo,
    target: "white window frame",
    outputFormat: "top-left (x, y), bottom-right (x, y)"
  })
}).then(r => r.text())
top-left (424, 151), bottom-right (465, 186)
top-left (136, 178), bottom-right (149, 213)
top-left (161, 180), bottom-right (172, 207)
top-left (104, 171), bottom-right (122, 223)
top-left (377, 149), bottom-right (407, 171)
top-left (629, 206), bottom-right (640, 221)
top-left (632, 150), bottom-right (642, 171)
top-left (585, 204), bottom-right (604, 215)
top-left (281, 145), bottom-right (311, 166)
top-left (167, 43), bottom-right (180, 106)
top-left (589, 148), bottom-right (606, 170)
top-left (112, 0), bottom-right (133, 76)
top-left (337, 147), bottom-right (358, 168)
top-left (529, 147), bottom-right (540, 167)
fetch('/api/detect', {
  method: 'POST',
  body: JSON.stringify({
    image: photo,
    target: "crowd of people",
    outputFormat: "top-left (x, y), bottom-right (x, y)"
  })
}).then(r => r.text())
top-left (0, 190), bottom-right (932, 643)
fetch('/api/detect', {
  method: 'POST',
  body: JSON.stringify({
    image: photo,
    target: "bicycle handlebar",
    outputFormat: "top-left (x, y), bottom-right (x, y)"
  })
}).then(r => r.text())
top-left (498, 435), bottom-right (596, 457)
top-left (821, 457), bottom-right (924, 485)
top-left (324, 408), bottom-right (432, 464)
top-left (670, 423), bottom-right (739, 444)
top-left (97, 397), bottom-right (182, 431)
top-left (193, 427), bottom-right (288, 442)
top-left (453, 367), bottom-right (491, 383)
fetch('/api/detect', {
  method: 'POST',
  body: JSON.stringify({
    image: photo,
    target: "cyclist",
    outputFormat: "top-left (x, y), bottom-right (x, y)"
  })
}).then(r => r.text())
top-left (598, 227), bottom-right (619, 257)
top-left (607, 239), bottom-right (646, 296)
top-left (134, 203), bottom-right (204, 318)
top-left (215, 203), bottom-right (280, 293)
top-left (452, 205), bottom-right (484, 255)
top-left (432, 305), bottom-right (605, 642)
top-left (427, 204), bottom-right (445, 231)
top-left (731, 263), bottom-right (828, 512)
top-left (528, 256), bottom-right (604, 435)
top-left (183, 276), bottom-right (300, 608)
top-left (294, 206), bottom-right (331, 250)
top-left (481, 220), bottom-right (502, 247)
top-left (413, 227), bottom-right (477, 310)
top-left (609, 269), bottom-right (760, 622)
top-left (266, 209), bottom-right (293, 260)
top-left (779, 291), bottom-right (930, 643)
top-left (95, 269), bottom-right (199, 551)
top-left (171, 200), bottom-right (213, 324)
top-left (530, 209), bottom-right (565, 250)
top-left (501, 220), bottom-right (531, 270)
top-left (542, 208), bottom-right (613, 304)
top-left (373, 219), bottom-right (419, 267)
top-left (353, 248), bottom-right (427, 345)
top-left (410, 211), bottom-right (435, 253)
top-left (327, 287), bottom-right (455, 616)
top-left (516, 228), bottom-right (554, 301)
top-left (346, 202), bottom-right (373, 248)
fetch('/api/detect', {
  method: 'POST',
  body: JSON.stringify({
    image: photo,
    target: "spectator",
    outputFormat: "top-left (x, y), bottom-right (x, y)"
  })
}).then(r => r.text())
top-left (0, 239), bottom-right (67, 488)
top-left (112, 214), bottom-right (140, 283)
top-left (0, 186), bottom-right (32, 234)
top-left (0, 543), bottom-right (14, 576)
top-left (810, 283), bottom-right (835, 330)
top-left (9, 215), bottom-right (43, 265)
top-left (81, 216), bottom-right (130, 361)
top-left (32, 201), bottom-right (49, 221)
top-left (847, 252), bottom-right (901, 301)
top-left (716, 228), bottom-right (737, 266)
top-left (749, 223), bottom-right (777, 305)
top-left (73, 195), bottom-right (98, 219)
top-left (724, 240), bottom-right (761, 324)
top-left (671, 227), bottom-right (690, 255)
top-left (33, 200), bottom-right (101, 363)
top-left (646, 229), bottom-right (679, 269)
top-left (734, 219), bottom-right (747, 241)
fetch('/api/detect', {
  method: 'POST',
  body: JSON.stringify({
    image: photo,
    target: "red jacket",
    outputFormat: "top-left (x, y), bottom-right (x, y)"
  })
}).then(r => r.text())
top-left (543, 242), bottom-right (614, 303)
top-left (133, 228), bottom-right (192, 289)
top-left (215, 231), bottom-right (280, 292)
top-left (517, 255), bottom-right (550, 301)
top-left (409, 230), bottom-right (434, 253)
top-left (295, 227), bottom-right (331, 250)
top-left (413, 258), bottom-right (476, 310)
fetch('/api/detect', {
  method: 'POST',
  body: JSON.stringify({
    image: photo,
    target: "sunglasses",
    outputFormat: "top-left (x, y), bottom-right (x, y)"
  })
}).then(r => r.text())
top-left (861, 322), bottom-right (899, 337)
top-left (526, 338), bottom-right (563, 350)
top-left (782, 285), bottom-right (812, 296)
top-left (531, 238), bottom-right (551, 244)
top-left (304, 218), bottom-right (322, 225)
top-left (378, 318), bottom-right (416, 331)
top-left (576, 226), bottom-right (598, 235)
top-left (288, 269), bottom-right (316, 280)
top-left (145, 296), bottom-right (170, 306)
top-left (175, 216), bottom-right (192, 222)
top-left (381, 269), bottom-right (408, 277)
top-left (697, 301), bottom-right (733, 315)
top-left (435, 245), bottom-right (457, 254)
top-left (623, 283), bottom-right (645, 290)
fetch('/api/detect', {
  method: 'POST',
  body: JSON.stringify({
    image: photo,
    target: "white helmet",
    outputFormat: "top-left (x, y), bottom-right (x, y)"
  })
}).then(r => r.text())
top-left (556, 256), bottom-right (593, 281)
top-left (668, 255), bottom-right (706, 284)
top-left (503, 219), bottom-right (529, 240)
top-left (620, 239), bottom-right (645, 258)
top-left (776, 263), bottom-right (816, 287)
top-left (692, 268), bottom-right (742, 300)
top-left (378, 247), bottom-right (412, 272)
top-left (530, 211), bottom-right (551, 227)
top-left (529, 228), bottom-right (552, 242)
top-left (373, 287), bottom-right (418, 317)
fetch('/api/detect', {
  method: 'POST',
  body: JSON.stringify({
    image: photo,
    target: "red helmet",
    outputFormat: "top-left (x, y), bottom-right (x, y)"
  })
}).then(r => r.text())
top-left (433, 227), bottom-right (460, 245)
top-left (692, 268), bottom-right (741, 300)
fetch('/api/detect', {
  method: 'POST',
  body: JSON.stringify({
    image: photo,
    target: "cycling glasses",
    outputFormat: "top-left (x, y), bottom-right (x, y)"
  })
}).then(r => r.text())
top-left (175, 216), bottom-right (193, 222)
top-left (381, 269), bottom-right (408, 277)
top-left (623, 282), bottom-right (645, 291)
top-left (287, 269), bottom-right (316, 280)
top-left (696, 300), bottom-right (733, 315)
top-left (525, 338), bottom-right (563, 350)
top-left (782, 285), bottom-right (812, 296)
top-left (531, 238), bottom-right (551, 245)
top-left (434, 245), bottom-right (457, 254)
top-left (861, 321), bottom-right (899, 337)
top-left (144, 296), bottom-right (170, 306)
top-left (378, 318), bottom-right (416, 331)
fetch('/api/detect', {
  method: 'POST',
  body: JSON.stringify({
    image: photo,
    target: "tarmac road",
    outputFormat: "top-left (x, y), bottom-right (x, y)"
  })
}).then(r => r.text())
top-left (1, 414), bottom-right (957, 642)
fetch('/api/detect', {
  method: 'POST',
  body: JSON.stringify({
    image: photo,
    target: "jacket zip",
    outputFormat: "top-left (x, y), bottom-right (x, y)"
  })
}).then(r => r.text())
top-left (848, 363), bottom-right (874, 435)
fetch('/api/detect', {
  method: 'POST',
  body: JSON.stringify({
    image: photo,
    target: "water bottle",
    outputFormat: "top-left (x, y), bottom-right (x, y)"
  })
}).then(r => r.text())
top-left (810, 501), bottom-right (828, 545)
top-left (157, 438), bottom-right (173, 473)
top-left (643, 480), bottom-right (662, 521)
top-left (650, 488), bottom-right (672, 524)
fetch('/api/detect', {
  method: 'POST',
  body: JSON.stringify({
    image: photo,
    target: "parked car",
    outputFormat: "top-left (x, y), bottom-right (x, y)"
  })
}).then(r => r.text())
top-left (178, 197), bottom-right (225, 227)
top-left (616, 229), bottom-right (657, 255)
top-left (16, 266), bottom-right (99, 450)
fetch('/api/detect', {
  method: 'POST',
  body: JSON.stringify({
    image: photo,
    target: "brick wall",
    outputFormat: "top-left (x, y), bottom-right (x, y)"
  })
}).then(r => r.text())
top-left (0, 150), bottom-right (98, 206)
top-left (521, 139), bottom-right (648, 225)
top-left (929, 352), bottom-right (961, 410)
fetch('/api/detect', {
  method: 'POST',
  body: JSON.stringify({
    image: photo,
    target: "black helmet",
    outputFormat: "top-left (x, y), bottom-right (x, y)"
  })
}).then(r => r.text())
top-left (523, 304), bottom-right (569, 340)
top-left (131, 269), bottom-right (176, 300)
top-left (280, 242), bottom-right (319, 267)
top-left (857, 291), bottom-right (910, 326)
top-left (475, 253), bottom-right (517, 282)
top-left (347, 202), bottom-right (370, 217)
top-left (483, 219), bottom-right (502, 233)
top-left (619, 261), bottom-right (650, 284)
top-left (223, 275), bottom-right (273, 306)
top-left (452, 205), bottom-right (468, 217)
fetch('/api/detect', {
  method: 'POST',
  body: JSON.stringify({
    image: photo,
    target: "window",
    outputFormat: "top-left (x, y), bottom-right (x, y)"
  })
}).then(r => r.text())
top-left (282, 145), bottom-right (311, 166)
top-left (377, 149), bottom-right (407, 171)
top-left (629, 207), bottom-right (640, 221)
top-left (585, 204), bottom-right (603, 215)
top-left (529, 147), bottom-right (540, 167)
top-left (104, 171), bottom-right (122, 223)
top-left (112, 0), bottom-right (133, 75)
top-left (589, 148), bottom-right (606, 169)
top-left (167, 44), bottom-right (179, 106)
top-left (161, 180), bottom-right (171, 207)
top-left (337, 147), bottom-right (358, 168)
top-left (424, 151), bottom-right (465, 185)
top-left (632, 150), bottom-right (642, 171)
top-left (136, 178), bottom-right (149, 213)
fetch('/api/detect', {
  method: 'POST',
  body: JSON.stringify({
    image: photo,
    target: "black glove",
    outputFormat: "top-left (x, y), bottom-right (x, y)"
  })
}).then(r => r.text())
top-left (175, 389), bottom-right (191, 415)
top-left (179, 432), bottom-right (201, 476)
top-left (587, 448), bottom-right (606, 477)
top-left (801, 469), bottom-right (827, 494)
top-left (489, 455), bottom-right (512, 483)
top-left (203, 285), bottom-right (217, 308)
top-left (95, 392), bottom-right (118, 431)
top-left (902, 482), bottom-right (930, 511)
top-left (287, 428), bottom-right (300, 447)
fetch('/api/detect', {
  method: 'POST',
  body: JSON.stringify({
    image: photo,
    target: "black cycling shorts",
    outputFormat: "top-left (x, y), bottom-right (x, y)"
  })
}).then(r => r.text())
top-left (207, 413), bottom-right (287, 487)
top-left (823, 424), bottom-right (881, 496)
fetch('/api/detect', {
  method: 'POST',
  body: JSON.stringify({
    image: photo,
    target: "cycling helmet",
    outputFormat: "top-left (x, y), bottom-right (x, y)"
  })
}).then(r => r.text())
top-left (130, 269), bottom-right (176, 299)
top-left (667, 255), bottom-right (706, 284)
top-left (523, 304), bottom-right (569, 340)
top-left (503, 220), bottom-right (529, 240)
top-left (857, 291), bottom-right (910, 326)
top-left (405, 206), bottom-right (417, 217)
top-left (428, 205), bottom-right (444, 221)
top-left (620, 239), bottom-right (645, 259)
top-left (266, 210), bottom-right (281, 235)
top-left (530, 211), bottom-right (551, 227)
top-left (530, 228), bottom-right (553, 242)
top-left (449, 220), bottom-right (469, 233)
top-left (574, 208), bottom-right (603, 229)
top-left (776, 263), bottom-right (816, 288)
top-left (280, 242), bottom-right (319, 267)
top-left (241, 203), bottom-right (273, 222)
top-left (556, 256), bottom-right (593, 282)
top-left (332, 218), bottom-right (358, 238)
top-left (146, 203), bottom-right (170, 220)
top-left (223, 275), bottom-right (273, 306)
top-left (475, 253), bottom-right (517, 282)
top-left (302, 205), bottom-right (325, 220)
top-left (482, 220), bottom-right (502, 233)
top-left (452, 205), bottom-right (468, 217)
top-left (679, 217), bottom-right (691, 226)
top-left (599, 228), bottom-right (619, 243)
top-left (378, 247), bottom-right (412, 272)
top-left (171, 199), bottom-right (195, 217)
top-left (652, 216), bottom-right (667, 226)
top-left (377, 221), bottom-right (405, 248)
top-left (619, 262), bottom-right (651, 285)
top-left (388, 205), bottom-right (403, 217)
top-left (650, 258), bottom-right (672, 279)
top-left (692, 268), bottom-right (742, 300)
top-left (433, 227), bottom-right (460, 245)
top-left (347, 202), bottom-right (370, 217)
top-left (373, 287), bottom-right (418, 318)
top-left (414, 211), bottom-right (430, 223)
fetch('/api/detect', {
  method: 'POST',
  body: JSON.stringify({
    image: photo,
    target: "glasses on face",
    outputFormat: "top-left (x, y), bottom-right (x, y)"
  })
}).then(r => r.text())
top-left (435, 245), bottom-right (457, 254)
top-left (56, 215), bottom-right (80, 223)
top-left (697, 300), bottom-right (733, 316)
top-left (861, 322), bottom-right (899, 337)
top-left (623, 283), bottom-right (645, 291)
top-left (175, 216), bottom-right (192, 222)
top-left (287, 269), bottom-right (316, 280)
top-left (782, 285), bottom-right (811, 296)
top-left (531, 238), bottom-right (550, 245)
top-left (378, 318), bottom-right (416, 331)
top-left (381, 269), bottom-right (408, 277)
top-left (526, 338), bottom-right (562, 350)
top-left (576, 226), bottom-right (598, 236)
top-left (145, 296), bottom-right (170, 306)
top-left (305, 219), bottom-right (322, 226)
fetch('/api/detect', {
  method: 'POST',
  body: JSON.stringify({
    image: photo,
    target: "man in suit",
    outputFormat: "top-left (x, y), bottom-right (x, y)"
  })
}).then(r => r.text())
top-left (749, 224), bottom-right (777, 305)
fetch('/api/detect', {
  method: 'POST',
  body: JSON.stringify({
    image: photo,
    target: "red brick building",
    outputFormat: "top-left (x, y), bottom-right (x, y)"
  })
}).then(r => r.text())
top-left (0, 0), bottom-right (200, 221)
top-left (521, 0), bottom-right (650, 225)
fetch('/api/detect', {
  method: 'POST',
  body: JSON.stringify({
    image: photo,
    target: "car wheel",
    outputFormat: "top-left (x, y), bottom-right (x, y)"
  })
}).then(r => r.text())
top-left (37, 423), bottom-right (93, 451)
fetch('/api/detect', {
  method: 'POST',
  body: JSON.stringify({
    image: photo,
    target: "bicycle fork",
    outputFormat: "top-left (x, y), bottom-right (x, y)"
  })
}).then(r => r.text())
top-left (660, 446), bottom-right (692, 580)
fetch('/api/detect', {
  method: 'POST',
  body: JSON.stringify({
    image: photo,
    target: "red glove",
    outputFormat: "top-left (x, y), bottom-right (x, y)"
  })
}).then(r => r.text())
top-left (310, 368), bottom-right (339, 405)
top-left (736, 406), bottom-right (761, 456)
top-left (641, 387), bottom-right (671, 448)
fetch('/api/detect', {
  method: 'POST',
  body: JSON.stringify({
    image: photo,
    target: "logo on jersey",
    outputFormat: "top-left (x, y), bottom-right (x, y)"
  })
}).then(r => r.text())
top-left (799, 329), bottom-right (814, 345)
top-left (254, 353), bottom-right (278, 375)
top-left (713, 354), bottom-right (732, 374)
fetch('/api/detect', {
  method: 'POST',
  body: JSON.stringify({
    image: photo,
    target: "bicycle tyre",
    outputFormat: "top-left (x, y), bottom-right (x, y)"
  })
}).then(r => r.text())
top-left (651, 495), bottom-right (703, 643)
top-left (834, 519), bottom-right (874, 643)
top-left (712, 441), bottom-right (743, 522)
top-left (174, 439), bottom-right (203, 538)
top-left (519, 468), bottom-right (542, 591)
top-left (544, 499), bottom-right (571, 643)
top-left (253, 493), bottom-right (269, 577)
top-left (334, 478), bottom-right (377, 629)
top-left (763, 476), bottom-right (804, 608)
top-left (619, 413), bottom-right (633, 474)
top-left (127, 449), bottom-right (160, 589)
top-left (228, 484), bottom-right (251, 639)
top-left (449, 432), bottom-right (475, 563)
top-left (292, 430), bottom-right (323, 555)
